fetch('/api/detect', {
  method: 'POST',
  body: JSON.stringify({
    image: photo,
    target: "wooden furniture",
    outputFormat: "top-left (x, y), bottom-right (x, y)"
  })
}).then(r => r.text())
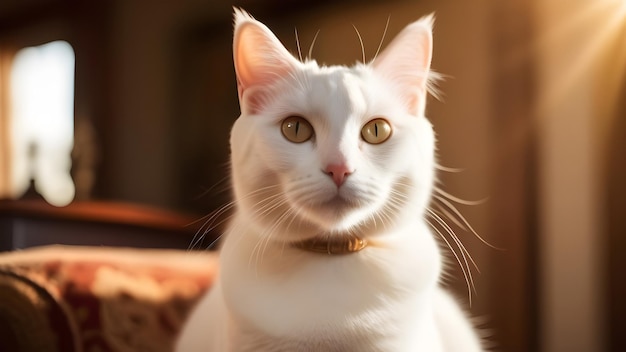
top-left (0, 200), bottom-right (207, 252)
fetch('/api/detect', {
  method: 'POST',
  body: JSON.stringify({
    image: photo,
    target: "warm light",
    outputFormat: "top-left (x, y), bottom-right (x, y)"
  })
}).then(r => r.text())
top-left (535, 0), bottom-right (626, 112)
top-left (535, 1), bottom-right (626, 351)
top-left (10, 41), bottom-right (75, 206)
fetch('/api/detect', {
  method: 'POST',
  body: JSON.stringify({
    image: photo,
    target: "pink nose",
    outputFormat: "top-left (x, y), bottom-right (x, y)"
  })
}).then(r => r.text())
top-left (324, 163), bottom-right (353, 187)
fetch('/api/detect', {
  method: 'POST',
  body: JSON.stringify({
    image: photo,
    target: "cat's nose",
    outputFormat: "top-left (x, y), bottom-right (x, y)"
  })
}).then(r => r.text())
top-left (324, 163), bottom-right (354, 187)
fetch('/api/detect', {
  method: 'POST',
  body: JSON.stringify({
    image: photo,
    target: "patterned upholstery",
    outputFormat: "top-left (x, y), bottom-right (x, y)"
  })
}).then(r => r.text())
top-left (0, 246), bottom-right (217, 352)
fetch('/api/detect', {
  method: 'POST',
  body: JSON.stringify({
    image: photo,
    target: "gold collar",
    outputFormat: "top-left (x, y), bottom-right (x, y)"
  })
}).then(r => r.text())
top-left (292, 235), bottom-right (368, 255)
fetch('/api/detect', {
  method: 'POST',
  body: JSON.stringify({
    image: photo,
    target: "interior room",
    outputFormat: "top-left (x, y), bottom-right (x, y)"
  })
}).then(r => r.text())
top-left (0, 0), bottom-right (625, 351)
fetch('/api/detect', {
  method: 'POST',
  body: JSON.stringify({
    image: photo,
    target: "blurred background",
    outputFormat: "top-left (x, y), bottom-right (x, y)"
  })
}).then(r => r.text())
top-left (0, 0), bottom-right (624, 351)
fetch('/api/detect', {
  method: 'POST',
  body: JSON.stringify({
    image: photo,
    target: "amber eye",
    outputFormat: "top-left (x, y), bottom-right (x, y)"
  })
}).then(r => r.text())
top-left (361, 118), bottom-right (392, 144)
top-left (281, 116), bottom-right (313, 143)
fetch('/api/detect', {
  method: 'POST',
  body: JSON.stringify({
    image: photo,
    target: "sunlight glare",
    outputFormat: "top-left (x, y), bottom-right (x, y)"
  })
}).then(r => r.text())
top-left (536, 0), bottom-right (626, 114)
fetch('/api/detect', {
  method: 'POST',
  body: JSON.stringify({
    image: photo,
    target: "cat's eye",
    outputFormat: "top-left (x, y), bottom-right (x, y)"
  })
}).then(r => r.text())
top-left (361, 118), bottom-right (392, 144)
top-left (281, 116), bottom-right (313, 143)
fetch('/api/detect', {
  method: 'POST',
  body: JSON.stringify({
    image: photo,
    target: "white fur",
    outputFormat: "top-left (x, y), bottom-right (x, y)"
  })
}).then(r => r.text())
top-left (177, 9), bottom-right (483, 352)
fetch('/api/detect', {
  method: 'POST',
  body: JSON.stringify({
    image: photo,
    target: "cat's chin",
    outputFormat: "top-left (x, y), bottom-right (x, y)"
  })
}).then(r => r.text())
top-left (295, 196), bottom-right (374, 234)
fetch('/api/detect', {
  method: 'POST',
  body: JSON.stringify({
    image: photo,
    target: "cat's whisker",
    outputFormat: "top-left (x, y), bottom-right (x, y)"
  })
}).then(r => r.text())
top-left (427, 210), bottom-right (477, 297)
top-left (259, 208), bottom-right (286, 256)
top-left (200, 199), bottom-right (237, 227)
top-left (308, 30), bottom-right (321, 60)
top-left (387, 188), bottom-right (407, 207)
top-left (203, 192), bottom-right (278, 241)
top-left (186, 199), bottom-right (227, 229)
top-left (189, 202), bottom-right (236, 250)
top-left (389, 189), bottom-right (410, 203)
top-left (253, 235), bottom-right (267, 273)
top-left (251, 218), bottom-right (276, 274)
top-left (245, 195), bottom-right (289, 271)
top-left (191, 174), bottom-right (232, 204)
top-left (204, 231), bottom-right (227, 251)
top-left (251, 192), bottom-right (284, 210)
top-left (371, 15), bottom-right (391, 64)
top-left (252, 196), bottom-right (288, 221)
top-left (295, 28), bottom-right (303, 62)
top-left (351, 24), bottom-right (366, 64)
top-left (248, 208), bottom-right (286, 264)
top-left (388, 190), bottom-right (411, 215)
top-left (435, 164), bottom-right (464, 173)
top-left (216, 215), bottom-right (250, 257)
top-left (368, 211), bottom-right (378, 230)
top-left (200, 212), bottom-right (238, 242)
top-left (250, 187), bottom-right (283, 201)
top-left (433, 194), bottom-right (503, 250)
top-left (427, 209), bottom-right (480, 274)
top-left (448, 232), bottom-right (479, 290)
top-left (430, 204), bottom-right (469, 233)
top-left (189, 229), bottom-right (206, 250)
top-left (279, 207), bottom-right (304, 258)
top-left (191, 185), bottom-right (284, 250)
top-left (434, 186), bottom-right (488, 206)
top-left (251, 238), bottom-right (265, 276)
top-left (426, 218), bottom-right (473, 306)
top-left (251, 195), bottom-right (288, 221)
top-left (265, 208), bottom-right (295, 258)
top-left (370, 207), bottom-right (386, 229)
top-left (202, 184), bottom-right (279, 219)
top-left (377, 204), bottom-right (396, 228)
top-left (186, 176), bottom-right (236, 250)
top-left (426, 207), bottom-right (483, 301)
top-left (256, 203), bottom-right (293, 269)
top-left (284, 205), bottom-right (301, 234)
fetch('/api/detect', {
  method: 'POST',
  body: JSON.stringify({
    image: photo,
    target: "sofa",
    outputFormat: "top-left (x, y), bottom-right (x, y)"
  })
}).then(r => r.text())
top-left (0, 245), bottom-right (217, 352)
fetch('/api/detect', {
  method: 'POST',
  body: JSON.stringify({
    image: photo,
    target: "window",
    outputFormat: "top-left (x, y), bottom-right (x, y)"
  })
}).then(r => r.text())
top-left (1, 40), bottom-right (75, 206)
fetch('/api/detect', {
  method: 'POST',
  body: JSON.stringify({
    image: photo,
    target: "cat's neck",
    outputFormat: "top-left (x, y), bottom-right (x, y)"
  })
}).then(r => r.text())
top-left (291, 233), bottom-right (369, 255)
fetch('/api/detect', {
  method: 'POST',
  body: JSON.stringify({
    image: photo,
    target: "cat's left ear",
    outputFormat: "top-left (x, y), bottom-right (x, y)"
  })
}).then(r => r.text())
top-left (372, 15), bottom-right (434, 115)
top-left (233, 9), bottom-right (301, 114)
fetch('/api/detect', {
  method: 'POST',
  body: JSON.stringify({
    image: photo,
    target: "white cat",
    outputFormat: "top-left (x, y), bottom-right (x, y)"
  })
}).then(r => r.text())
top-left (177, 9), bottom-right (484, 352)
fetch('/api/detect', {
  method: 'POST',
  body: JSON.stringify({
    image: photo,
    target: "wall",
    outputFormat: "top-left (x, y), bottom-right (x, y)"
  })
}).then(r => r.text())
top-left (534, 0), bottom-right (626, 351)
top-left (104, 0), bottom-right (228, 209)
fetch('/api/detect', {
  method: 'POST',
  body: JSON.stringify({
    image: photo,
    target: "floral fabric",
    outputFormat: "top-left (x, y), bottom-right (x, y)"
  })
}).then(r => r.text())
top-left (0, 246), bottom-right (216, 352)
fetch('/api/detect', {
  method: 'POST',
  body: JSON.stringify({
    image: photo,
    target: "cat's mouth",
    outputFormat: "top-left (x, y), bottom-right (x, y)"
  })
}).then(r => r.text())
top-left (286, 183), bottom-right (379, 234)
top-left (321, 194), bottom-right (361, 210)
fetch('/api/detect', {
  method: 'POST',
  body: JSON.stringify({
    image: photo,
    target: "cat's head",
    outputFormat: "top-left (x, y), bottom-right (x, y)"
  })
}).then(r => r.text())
top-left (229, 9), bottom-right (437, 243)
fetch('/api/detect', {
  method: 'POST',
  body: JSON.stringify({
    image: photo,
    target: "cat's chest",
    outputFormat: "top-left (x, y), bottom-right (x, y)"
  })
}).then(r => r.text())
top-left (229, 302), bottom-right (444, 352)
top-left (233, 331), bottom-right (442, 352)
top-left (218, 219), bottom-right (441, 340)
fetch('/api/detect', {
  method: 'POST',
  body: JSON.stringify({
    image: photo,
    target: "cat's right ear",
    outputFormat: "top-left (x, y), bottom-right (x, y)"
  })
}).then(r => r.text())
top-left (372, 15), bottom-right (434, 116)
top-left (233, 9), bottom-right (301, 114)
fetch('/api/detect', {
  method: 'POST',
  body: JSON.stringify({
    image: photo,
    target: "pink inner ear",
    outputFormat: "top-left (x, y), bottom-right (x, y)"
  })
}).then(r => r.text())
top-left (372, 18), bottom-right (433, 115)
top-left (406, 94), bottom-right (420, 115)
top-left (233, 19), bottom-right (300, 113)
top-left (237, 78), bottom-right (244, 101)
top-left (241, 89), bottom-right (270, 115)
